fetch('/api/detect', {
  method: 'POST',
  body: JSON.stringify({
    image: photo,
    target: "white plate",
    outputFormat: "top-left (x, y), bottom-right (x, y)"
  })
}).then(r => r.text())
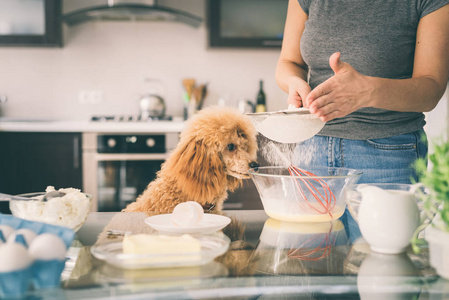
top-left (91, 233), bottom-right (230, 270)
top-left (96, 261), bottom-right (229, 282)
top-left (145, 214), bottom-right (231, 234)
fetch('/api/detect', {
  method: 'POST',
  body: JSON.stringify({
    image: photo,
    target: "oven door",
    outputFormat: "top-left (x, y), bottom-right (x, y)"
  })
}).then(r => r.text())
top-left (82, 132), bottom-right (174, 212)
top-left (84, 153), bottom-right (167, 212)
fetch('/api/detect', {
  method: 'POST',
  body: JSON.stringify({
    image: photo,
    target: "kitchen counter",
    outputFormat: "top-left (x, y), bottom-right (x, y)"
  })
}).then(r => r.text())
top-left (25, 210), bottom-right (449, 299)
top-left (0, 119), bottom-right (185, 133)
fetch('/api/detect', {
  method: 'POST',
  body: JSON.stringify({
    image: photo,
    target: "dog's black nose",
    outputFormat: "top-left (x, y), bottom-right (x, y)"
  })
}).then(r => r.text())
top-left (249, 161), bottom-right (259, 171)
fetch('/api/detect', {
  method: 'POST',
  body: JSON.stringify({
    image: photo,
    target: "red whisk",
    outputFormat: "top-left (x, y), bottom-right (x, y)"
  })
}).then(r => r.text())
top-left (288, 165), bottom-right (336, 218)
top-left (266, 142), bottom-right (336, 218)
top-left (287, 221), bottom-right (336, 261)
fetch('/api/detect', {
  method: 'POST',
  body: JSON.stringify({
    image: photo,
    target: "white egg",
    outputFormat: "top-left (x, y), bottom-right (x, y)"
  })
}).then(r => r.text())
top-left (171, 201), bottom-right (204, 227)
top-left (0, 225), bottom-right (15, 242)
top-left (28, 233), bottom-right (67, 261)
top-left (0, 243), bottom-right (33, 272)
top-left (7, 228), bottom-right (37, 247)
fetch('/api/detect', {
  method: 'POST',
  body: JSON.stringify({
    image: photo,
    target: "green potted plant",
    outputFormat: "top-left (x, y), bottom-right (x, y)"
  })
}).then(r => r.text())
top-left (412, 138), bottom-right (449, 279)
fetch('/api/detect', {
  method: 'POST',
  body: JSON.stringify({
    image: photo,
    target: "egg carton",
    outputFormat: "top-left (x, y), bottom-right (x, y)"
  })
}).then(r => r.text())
top-left (0, 213), bottom-right (75, 248)
top-left (0, 214), bottom-right (76, 298)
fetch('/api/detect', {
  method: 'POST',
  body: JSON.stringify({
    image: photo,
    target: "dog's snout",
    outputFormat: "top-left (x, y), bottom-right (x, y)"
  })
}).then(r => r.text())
top-left (249, 161), bottom-right (259, 171)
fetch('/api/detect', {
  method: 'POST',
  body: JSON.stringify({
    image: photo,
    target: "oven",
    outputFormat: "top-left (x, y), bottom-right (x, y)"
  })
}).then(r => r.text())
top-left (82, 132), bottom-right (179, 211)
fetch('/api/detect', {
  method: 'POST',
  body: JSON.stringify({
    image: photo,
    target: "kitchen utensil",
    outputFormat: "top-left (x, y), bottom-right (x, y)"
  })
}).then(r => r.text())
top-left (246, 107), bottom-right (325, 143)
top-left (139, 79), bottom-right (166, 118)
top-left (195, 83), bottom-right (208, 110)
top-left (288, 165), bottom-right (336, 219)
top-left (0, 191), bottom-right (65, 202)
top-left (139, 94), bottom-right (166, 118)
top-left (266, 141), bottom-right (337, 219)
top-left (182, 78), bottom-right (197, 119)
top-left (42, 190), bottom-right (66, 201)
top-left (357, 252), bottom-right (421, 300)
top-left (249, 166), bottom-right (362, 223)
top-left (182, 78), bottom-right (196, 99)
top-left (252, 218), bottom-right (348, 275)
top-left (0, 193), bottom-right (33, 201)
top-left (344, 183), bottom-right (426, 254)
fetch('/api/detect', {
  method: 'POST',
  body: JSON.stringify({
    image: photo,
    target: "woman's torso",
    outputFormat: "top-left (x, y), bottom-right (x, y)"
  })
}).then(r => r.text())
top-left (298, 0), bottom-right (447, 139)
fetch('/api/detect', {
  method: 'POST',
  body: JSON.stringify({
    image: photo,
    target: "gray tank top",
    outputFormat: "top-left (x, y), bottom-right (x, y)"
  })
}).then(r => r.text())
top-left (298, 0), bottom-right (449, 140)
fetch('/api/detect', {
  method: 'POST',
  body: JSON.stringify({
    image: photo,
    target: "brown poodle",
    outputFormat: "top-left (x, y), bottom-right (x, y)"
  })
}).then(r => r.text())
top-left (124, 106), bottom-right (259, 213)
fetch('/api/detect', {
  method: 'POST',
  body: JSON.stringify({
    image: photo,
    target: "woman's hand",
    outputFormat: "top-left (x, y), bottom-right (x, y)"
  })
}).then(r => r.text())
top-left (287, 76), bottom-right (312, 108)
top-left (305, 52), bottom-right (374, 121)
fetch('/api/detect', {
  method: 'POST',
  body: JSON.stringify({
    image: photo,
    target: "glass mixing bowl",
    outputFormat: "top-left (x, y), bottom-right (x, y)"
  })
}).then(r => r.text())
top-left (10, 191), bottom-right (92, 232)
top-left (252, 218), bottom-right (349, 275)
top-left (249, 166), bottom-right (362, 222)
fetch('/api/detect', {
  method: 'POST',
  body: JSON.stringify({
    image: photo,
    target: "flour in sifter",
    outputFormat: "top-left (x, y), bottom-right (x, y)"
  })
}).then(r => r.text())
top-left (254, 106), bottom-right (325, 144)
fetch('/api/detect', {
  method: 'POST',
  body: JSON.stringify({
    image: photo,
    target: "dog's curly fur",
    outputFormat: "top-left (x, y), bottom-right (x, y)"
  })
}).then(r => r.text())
top-left (123, 106), bottom-right (258, 213)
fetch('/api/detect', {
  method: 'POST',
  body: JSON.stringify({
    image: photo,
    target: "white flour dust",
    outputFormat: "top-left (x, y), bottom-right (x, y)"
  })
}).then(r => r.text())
top-left (258, 136), bottom-right (316, 167)
top-left (252, 106), bottom-right (323, 165)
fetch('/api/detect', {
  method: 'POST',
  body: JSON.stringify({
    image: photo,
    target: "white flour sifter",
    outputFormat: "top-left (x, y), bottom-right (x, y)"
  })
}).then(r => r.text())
top-left (246, 106), bottom-right (325, 144)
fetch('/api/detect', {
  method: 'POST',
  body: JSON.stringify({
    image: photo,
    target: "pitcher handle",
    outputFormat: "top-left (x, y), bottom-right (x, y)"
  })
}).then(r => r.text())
top-left (410, 183), bottom-right (440, 253)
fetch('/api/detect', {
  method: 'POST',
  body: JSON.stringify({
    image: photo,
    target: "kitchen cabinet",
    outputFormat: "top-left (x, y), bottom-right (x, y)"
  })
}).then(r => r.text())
top-left (0, 132), bottom-right (82, 213)
top-left (0, 0), bottom-right (62, 47)
top-left (207, 0), bottom-right (288, 48)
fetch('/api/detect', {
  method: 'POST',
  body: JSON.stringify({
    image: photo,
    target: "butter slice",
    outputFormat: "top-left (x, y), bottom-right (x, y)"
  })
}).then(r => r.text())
top-left (122, 234), bottom-right (201, 264)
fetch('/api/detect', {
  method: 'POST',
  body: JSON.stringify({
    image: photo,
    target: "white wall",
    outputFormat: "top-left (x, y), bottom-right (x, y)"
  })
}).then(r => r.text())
top-left (424, 83), bottom-right (449, 155)
top-left (0, 5), bottom-right (447, 141)
top-left (0, 19), bottom-right (286, 120)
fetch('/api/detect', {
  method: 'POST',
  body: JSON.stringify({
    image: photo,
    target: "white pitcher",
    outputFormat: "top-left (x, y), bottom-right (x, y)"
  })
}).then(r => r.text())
top-left (356, 184), bottom-right (420, 254)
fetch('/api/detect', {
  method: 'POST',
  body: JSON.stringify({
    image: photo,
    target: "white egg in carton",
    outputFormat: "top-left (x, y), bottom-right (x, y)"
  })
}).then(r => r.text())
top-left (0, 223), bottom-right (71, 297)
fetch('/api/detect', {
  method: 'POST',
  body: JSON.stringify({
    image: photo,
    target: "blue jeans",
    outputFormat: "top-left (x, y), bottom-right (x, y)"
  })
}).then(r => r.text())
top-left (293, 130), bottom-right (428, 241)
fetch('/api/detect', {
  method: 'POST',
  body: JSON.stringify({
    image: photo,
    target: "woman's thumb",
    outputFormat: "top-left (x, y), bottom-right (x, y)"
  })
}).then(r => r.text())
top-left (329, 52), bottom-right (348, 74)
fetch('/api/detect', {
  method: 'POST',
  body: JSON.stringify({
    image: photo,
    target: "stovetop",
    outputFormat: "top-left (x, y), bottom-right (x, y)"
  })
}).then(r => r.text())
top-left (91, 115), bottom-right (173, 122)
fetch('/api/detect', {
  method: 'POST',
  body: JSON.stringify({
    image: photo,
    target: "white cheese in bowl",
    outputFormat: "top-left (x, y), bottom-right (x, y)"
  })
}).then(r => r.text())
top-left (9, 186), bottom-right (91, 232)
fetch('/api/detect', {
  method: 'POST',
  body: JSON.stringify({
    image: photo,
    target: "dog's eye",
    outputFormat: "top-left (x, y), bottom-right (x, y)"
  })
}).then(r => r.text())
top-left (227, 144), bottom-right (235, 151)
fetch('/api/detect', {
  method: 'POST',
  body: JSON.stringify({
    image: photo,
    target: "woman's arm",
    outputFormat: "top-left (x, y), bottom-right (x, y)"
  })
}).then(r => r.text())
top-left (275, 0), bottom-right (311, 108)
top-left (306, 4), bottom-right (449, 122)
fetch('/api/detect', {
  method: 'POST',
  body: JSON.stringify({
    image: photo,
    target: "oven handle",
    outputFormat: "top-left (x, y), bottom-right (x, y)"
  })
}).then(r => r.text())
top-left (93, 153), bottom-right (169, 161)
top-left (73, 135), bottom-right (80, 169)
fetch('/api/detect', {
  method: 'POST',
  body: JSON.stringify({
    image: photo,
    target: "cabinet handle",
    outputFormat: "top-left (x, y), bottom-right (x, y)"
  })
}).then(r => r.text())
top-left (262, 40), bottom-right (282, 46)
top-left (73, 136), bottom-right (80, 169)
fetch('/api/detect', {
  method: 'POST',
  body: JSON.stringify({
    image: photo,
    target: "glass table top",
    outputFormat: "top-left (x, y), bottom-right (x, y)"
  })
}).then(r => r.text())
top-left (31, 210), bottom-right (449, 299)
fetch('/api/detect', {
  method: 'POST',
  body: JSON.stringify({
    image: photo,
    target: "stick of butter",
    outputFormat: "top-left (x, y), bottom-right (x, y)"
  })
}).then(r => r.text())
top-left (122, 234), bottom-right (201, 264)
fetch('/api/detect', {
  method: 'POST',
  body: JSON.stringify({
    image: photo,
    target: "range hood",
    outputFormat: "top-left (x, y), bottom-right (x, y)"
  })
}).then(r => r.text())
top-left (63, 0), bottom-right (202, 27)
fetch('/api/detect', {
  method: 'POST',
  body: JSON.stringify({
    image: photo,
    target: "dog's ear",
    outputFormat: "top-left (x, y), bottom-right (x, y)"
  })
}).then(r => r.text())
top-left (164, 137), bottom-right (228, 200)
